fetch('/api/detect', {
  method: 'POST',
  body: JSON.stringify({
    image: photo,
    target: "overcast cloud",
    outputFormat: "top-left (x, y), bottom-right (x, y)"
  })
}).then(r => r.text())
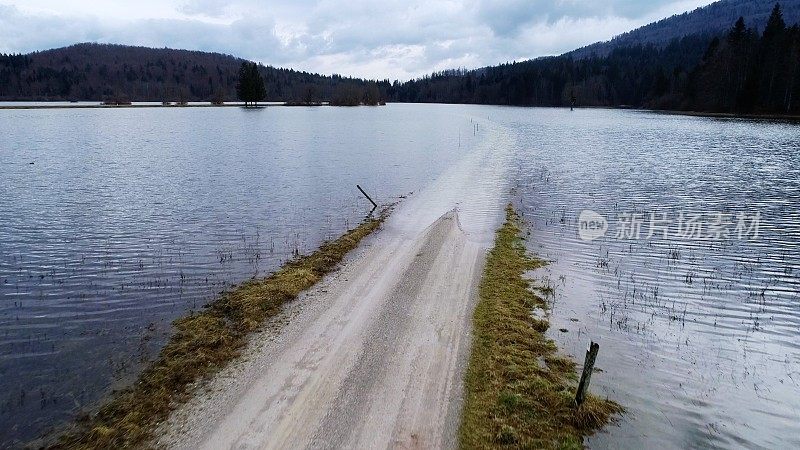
top-left (0, 0), bottom-right (715, 79)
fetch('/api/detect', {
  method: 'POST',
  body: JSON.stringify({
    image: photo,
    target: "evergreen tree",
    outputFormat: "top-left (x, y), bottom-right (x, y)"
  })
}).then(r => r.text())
top-left (787, 25), bottom-right (800, 111)
top-left (729, 17), bottom-right (747, 44)
top-left (236, 62), bottom-right (266, 106)
top-left (763, 3), bottom-right (787, 42)
top-left (236, 62), bottom-right (252, 105)
top-left (249, 63), bottom-right (266, 105)
top-left (759, 4), bottom-right (789, 110)
top-left (723, 17), bottom-right (756, 107)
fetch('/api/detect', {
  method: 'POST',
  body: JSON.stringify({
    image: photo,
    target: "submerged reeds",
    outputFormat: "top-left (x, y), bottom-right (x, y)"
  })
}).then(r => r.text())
top-left (52, 214), bottom-right (385, 449)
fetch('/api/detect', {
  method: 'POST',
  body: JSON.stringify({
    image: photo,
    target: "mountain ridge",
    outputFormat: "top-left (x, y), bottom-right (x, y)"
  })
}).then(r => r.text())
top-left (1, 0), bottom-right (798, 113)
top-left (568, 0), bottom-right (800, 58)
top-left (0, 42), bottom-right (387, 102)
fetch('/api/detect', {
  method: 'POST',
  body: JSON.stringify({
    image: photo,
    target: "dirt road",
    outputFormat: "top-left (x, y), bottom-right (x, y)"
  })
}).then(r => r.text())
top-left (157, 117), bottom-right (511, 449)
top-left (157, 209), bottom-right (486, 449)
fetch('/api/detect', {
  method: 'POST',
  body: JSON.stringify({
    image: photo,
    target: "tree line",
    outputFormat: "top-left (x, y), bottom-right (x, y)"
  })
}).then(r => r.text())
top-left (0, 43), bottom-right (387, 104)
top-left (689, 4), bottom-right (800, 113)
top-left (570, 0), bottom-right (800, 59)
top-left (2, 4), bottom-right (798, 115)
top-left (386, 4), bottom-right (800, 115)
top-left (234, 60), bottom-right (385, 106)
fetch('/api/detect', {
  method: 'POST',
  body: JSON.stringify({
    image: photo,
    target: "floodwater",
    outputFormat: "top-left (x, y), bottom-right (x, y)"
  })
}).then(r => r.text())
top-left (1, 104), bottom-right (798, 448)
top-left (507, 108), bottom-right (800, 449)
top-left (0, 104), bottom-right (482, 446)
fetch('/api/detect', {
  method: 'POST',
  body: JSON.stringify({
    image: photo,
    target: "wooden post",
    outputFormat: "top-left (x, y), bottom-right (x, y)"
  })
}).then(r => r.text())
top-left (357, 184), bottom-right (378, 209)
top-left (575, 341), bottom-right (599, 406)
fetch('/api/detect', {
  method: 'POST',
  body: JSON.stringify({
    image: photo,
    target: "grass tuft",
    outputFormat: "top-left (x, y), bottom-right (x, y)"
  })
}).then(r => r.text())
top-left (51, 213), bottom-right (386, 449)
top-left (460, 205), bottom-right (622, 449)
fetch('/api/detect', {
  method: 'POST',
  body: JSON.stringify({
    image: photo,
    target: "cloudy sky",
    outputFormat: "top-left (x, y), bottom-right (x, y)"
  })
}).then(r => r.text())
top-left (0, 0), bottom-right (715, 80)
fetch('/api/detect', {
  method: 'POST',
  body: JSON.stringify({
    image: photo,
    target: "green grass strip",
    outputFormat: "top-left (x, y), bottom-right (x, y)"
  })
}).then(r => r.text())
top-left (460, 205), bottom-right (622, 449)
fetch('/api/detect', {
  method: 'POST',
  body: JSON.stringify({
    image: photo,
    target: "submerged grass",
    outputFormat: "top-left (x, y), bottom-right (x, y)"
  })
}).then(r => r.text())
top-left (52, 214), bottom-right (385, 449)
top-left (460, 205), bottom-right (622, 449)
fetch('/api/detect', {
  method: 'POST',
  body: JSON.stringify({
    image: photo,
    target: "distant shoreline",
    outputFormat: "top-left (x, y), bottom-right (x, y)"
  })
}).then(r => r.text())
top-left (3, 103), bottom-right (800, 122)
top-left (0, 101), bottom-right (396, 110)
top-left (0, 103), bottom-right (280, 110)
top-left (653, 109), bottom-right (800, 122)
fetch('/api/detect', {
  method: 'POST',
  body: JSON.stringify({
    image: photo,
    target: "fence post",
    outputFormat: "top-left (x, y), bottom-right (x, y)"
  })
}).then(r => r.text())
top-left (356, 184), bottom-right (378, 209)
top-left (575, 341), bottom-right (599, 406)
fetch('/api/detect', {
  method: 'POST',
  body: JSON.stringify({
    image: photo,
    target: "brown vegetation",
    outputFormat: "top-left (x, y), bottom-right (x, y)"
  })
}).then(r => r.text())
top-left (52, 214), bottom-right (385, 449)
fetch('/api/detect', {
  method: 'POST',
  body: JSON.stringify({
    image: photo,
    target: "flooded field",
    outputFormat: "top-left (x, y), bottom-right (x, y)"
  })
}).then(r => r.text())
top-left (508, 108), bottom-right (800, 448)
top-left (1, 104), bottom-right (798, 447)
top-left (0, 104), bottom-right (482, 446)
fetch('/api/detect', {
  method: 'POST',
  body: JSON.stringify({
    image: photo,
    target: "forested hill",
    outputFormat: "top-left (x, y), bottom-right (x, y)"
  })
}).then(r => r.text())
top-left (1, 2), bottom-right (798, 115)
top-left (0, 43), bottom-right (387, 102)
top-left (570, 0), bottom-right (800, 58)
top-left (388, 4), bottom-right (800, 115)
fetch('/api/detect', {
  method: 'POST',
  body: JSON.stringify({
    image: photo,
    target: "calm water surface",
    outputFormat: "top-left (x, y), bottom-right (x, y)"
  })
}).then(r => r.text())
top-left (1, 104), bottom-right (798, 448)
top-left (0, 104), bottom-right (481, 446)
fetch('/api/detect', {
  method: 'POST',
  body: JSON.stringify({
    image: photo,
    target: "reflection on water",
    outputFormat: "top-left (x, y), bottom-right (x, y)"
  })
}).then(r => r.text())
top-left (0, 104), bottom-right (483, 446)
top-left (508, 109), bottom-right (800, 449)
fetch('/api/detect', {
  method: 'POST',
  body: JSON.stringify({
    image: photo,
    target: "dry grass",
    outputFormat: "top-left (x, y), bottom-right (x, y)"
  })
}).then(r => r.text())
top-left (460, 205), bottom-right (622, 449)
top-left (51, 214), bottom-right (385, 449)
